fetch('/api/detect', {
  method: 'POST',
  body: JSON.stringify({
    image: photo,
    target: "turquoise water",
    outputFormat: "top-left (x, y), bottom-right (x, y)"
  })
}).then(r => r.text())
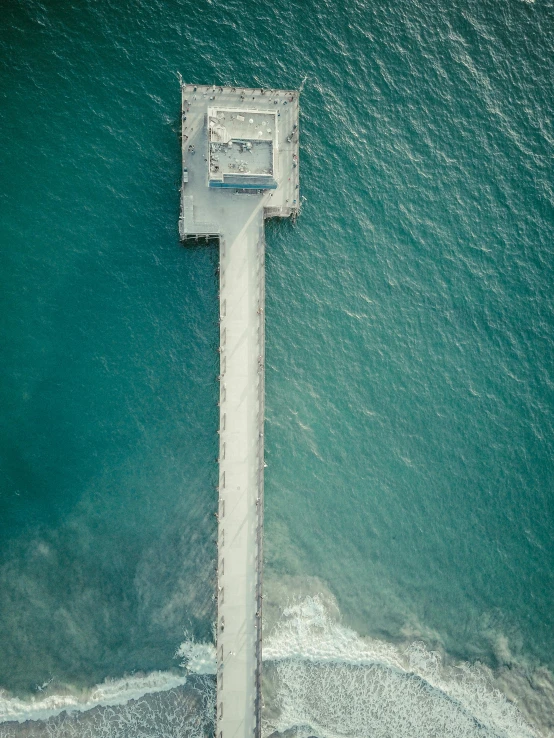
top-left (1, 0), bottom-right (554, 735)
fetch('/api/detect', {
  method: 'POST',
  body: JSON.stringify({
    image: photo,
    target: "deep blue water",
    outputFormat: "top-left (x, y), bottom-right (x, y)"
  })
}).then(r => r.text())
top-left (1, 0), bottom-right (553, 735)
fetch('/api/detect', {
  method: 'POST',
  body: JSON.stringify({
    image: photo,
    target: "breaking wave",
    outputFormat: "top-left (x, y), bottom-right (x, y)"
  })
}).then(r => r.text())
top-left (1, 601), bottom-right (552, 737)
top-left (261, 596), bottom-right (546, 738)
top-left (0, 680), bottom-right (215, 738)
top-left (0, 637), bottom-right (216, 726)
top-left (0, 671), bottom-right (189, 724)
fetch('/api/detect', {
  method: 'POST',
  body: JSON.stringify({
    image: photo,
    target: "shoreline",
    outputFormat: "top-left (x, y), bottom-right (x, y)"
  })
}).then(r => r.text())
top-left (1, 583), bottom-right (552, 737)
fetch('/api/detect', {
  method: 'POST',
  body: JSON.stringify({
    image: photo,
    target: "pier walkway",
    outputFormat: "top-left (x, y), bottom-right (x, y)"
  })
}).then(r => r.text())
top-left (179, 84), bottom-right (300, 738)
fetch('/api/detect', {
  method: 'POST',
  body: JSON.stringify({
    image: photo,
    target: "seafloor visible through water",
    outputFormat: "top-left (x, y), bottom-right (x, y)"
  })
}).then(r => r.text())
top-left (1, 0), bottom-right (553, 736)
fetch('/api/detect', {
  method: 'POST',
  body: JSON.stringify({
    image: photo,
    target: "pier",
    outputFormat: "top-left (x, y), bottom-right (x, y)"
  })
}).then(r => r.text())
top-left (179, 84), bottom-right (300, 738)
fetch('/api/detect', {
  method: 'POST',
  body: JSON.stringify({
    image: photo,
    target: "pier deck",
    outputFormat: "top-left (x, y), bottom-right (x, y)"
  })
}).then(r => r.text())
top-left (179, 84), bottom-right (300, 738)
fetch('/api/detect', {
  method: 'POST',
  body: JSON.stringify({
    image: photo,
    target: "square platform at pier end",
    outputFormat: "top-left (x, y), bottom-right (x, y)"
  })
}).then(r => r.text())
top-left (179, 84), bottom-right (300, 238)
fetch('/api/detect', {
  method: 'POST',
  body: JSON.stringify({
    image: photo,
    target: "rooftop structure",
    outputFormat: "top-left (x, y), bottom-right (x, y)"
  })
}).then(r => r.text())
top-left (179, 84), bottom-right (300, 738)
top-left (207, 108), bottom-right (277, 189)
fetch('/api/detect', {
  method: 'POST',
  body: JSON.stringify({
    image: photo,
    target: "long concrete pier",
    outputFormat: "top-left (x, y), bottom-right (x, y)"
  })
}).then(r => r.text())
top-left (179, 84), bottom-right (300, 738)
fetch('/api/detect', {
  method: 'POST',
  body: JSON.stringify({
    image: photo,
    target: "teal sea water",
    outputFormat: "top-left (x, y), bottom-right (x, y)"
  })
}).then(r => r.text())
top-left (1, 0), bottom-right (553, 736)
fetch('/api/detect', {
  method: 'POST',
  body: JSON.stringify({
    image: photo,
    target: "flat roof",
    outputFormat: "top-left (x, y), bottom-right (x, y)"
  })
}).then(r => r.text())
top-left (208, 108), bottom-right (277, 143)
top-left (208, 108), bottom-right (278, 182)
top-left (210, 140), bottom-right (273, 178)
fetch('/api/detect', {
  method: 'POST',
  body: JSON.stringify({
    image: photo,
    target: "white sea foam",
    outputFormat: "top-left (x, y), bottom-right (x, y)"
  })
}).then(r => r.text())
top-left (1, 602), bottom-right (550, 737)
top-left (175, 636), bottom-right (217, 674)
top-left (0, 677), bottom-right (216, 738)
top-left (0, 632), bottom-right (216, 726)
top-left (0, 671), bottom-right (189, 724)
top-left (262, 596), bottom-right (541, 738)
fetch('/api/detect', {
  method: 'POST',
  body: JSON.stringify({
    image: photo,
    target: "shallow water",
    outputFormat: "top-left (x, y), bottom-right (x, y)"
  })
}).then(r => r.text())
top-left (1, 0), bottom-right (553, 734)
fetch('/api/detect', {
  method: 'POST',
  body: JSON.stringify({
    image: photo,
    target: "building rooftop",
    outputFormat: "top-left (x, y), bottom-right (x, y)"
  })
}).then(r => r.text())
top-left (208, 108), bottom-right (277, 188)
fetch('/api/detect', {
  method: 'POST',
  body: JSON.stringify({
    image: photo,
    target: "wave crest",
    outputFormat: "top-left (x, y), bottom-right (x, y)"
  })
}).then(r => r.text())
top-left (0, 679), bottom-right (215, 738)
top-left (0, 671), bottom-right (190, 724)
top-left (262, 596), bottom-right (538, 738)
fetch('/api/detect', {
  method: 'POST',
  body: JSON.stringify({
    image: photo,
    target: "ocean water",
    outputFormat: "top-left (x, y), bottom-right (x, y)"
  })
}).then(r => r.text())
top-left (1, 0), bottom-right (553, 736)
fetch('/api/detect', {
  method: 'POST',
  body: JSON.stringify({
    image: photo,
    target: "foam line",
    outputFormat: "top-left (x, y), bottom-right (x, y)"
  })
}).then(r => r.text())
top-left (0, 671), bottom-right (189, 724)
top-left (262, 597), bottom-right (539, 738)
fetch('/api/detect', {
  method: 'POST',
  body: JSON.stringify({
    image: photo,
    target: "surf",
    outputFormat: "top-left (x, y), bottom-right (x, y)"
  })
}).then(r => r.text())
top-left (0, 671), bottom-right (190, 724)
top-left (261, 596), bottom-right (542, 738)
top-left (0, 636), bottom-right (216, 725)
